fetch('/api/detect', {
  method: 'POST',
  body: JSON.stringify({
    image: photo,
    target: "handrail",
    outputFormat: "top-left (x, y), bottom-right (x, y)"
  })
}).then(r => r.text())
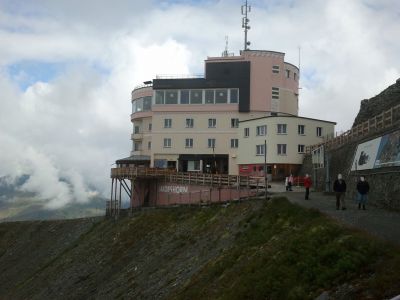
top-left (307, 103), bottom-right (400, 153)
top-left (110, 167), bottom-right (266, 187)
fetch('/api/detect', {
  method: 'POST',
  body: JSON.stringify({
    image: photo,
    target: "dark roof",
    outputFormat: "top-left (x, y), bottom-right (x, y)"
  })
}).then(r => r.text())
top-left (239, 114), bottom-right (337, 125)
top-left (116, 155), bottom-right (150, 164)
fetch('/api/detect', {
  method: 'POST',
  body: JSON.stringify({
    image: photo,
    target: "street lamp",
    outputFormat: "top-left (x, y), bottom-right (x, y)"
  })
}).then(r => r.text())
top-left (212, 143), bottom-right (217, 174)
top-left (264, 139), bottom-right (268, 200)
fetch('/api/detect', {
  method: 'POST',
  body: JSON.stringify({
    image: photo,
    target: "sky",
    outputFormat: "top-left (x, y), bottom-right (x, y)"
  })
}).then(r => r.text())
top-left (0, 0), bottom-right (399, 209)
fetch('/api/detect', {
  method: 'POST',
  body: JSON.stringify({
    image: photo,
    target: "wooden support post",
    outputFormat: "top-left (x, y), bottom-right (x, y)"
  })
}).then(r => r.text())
top-left (118, 179), bottom-right (122, 217)
top-left (110, 178), bottom-right (114, 216)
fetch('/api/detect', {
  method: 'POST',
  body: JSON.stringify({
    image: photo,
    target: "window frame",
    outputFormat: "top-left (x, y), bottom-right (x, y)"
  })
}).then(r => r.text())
top-left (277, 124), bottom-right (287, 135)
top-left (164, 118), bottom-right (172, 128)
top-left (230, 138), bottom-right (239, 148)
top-left (256, 125), bottom-right (267, 136)
top-left (298, 124), bottom-right (305, 135)
top-left (208, 138), bottom-right (216, 148)
top-left (208, 118), bottom-right (217, 128)
top-left (185, 138), bottom-right (193, 148)
top-left (163, 138), bottom-right (172, 148)
top-left (231, 118), bottom-right (239, 128)
top-left (185, 118), bottom-right (194, 128)
top-left (256, 144), bottom-right (265, 156)
top-left (277, 144), bottom-right (287, 155)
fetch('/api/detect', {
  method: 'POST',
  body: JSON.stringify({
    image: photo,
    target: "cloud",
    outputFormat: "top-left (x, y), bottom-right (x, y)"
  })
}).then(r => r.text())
top-left (0, 0), bottom-right (399, 209)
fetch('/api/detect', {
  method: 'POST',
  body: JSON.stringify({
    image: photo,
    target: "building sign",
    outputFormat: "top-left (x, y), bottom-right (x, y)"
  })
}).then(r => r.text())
top-left (374, 130), bottom-right (400, 168)
top-left (160, 185), bottom-right (188, 194)
top-left (351, 129), bottom-right (400, 171)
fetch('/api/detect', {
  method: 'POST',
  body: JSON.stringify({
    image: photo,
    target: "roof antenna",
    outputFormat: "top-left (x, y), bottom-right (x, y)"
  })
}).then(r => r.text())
top-left (241, 0), bottom-right (251, 51)
top-left (222, 36), bottom-right (233, 57)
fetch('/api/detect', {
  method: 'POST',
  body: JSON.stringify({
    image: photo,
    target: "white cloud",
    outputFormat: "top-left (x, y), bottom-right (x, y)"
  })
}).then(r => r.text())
top-left (0, 0), bottom-right (399, 209)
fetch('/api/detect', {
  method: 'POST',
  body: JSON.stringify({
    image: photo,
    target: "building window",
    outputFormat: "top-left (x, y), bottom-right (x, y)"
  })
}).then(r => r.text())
top-left (208, 118), bottom-right (216, 128)
top-left (148, 141), bottom-right (151, 150)
top-left (294, 73), bottom-right (297, 80)
top-left (215, 89), bottom-right (228, 103)
top-left (286, 69), bottom-right (291, 78)
top-left (244, 127), bottom-right (250, 137)
top-left (208, 138), bottom-right (216, 148)
top-left (148, 123), bottom-right (152, 131)
top-left (155, 91), bottom-right (164, 104)
top-left (272, 87), bottom-right (280, 99)
top-left (298, 124), bottom-right (305, 135)
top-left (188, 160), bottom-right (201, 171)
top-left (165, 90), bottom-right (178, 104)
top-left (134, 126), bottom-right (140, 134)
top-left (143, 96), bottom-right (152, 111)
top-left (277, 124), bottom-right (287, 134)
top-left (231, 118), bottom-right (239, 128)
top-left (205, 90), bottom-right (214, 104)
top-left (186, 118), bottom-right (194, 128)
top-left (190, 90), bottom-right (203, 104)
top-left (230, 139), bottom-right (238, 148)
top-left (256, 144), bottom-right (265, 156)
top-left (164, 118), bottom-right (172, 128)
top-left (272, 65), bottom-right (280, 74)
top-left (163, 138), bottom-right (172, 148)
top-left (298, 144), bottom-right (305, 153)
top-left (277, 144), bottom-right (287, 155)
top-left (180, 90), bottom-right (190, 104)
top-left (185, 138), bottom-right (193, 148)
top-left (134, 141), bottom-right (142, 151)
top-left (317, 127), bottom-right (323, 137)
top-left (256, 125), bottom-right (267, 136)
top-left (230, 89), bottom-right (239, 103)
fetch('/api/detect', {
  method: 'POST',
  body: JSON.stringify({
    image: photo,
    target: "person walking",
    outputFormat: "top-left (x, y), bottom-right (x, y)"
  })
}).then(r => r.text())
top-left (285, 176), bottom-right (289, 191)
top-left (304, 174), bottom-right (312, 200)
top-left (333, 174), bottom-right (347, 210)
top-left (288, 174), bottom-right (294, 191)
top-left (357, 176), bottom-right (370, 210)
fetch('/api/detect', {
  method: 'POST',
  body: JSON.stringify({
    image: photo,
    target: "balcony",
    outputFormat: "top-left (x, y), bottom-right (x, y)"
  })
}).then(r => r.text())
top-left (131, 132), bottom-right (143, 140)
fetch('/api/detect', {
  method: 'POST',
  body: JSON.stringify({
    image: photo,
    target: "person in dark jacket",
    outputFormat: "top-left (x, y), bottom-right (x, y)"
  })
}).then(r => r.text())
top-left (356, 176), bottom-right (370, 210)
top-left (333, 174), bottom-right (347, 210)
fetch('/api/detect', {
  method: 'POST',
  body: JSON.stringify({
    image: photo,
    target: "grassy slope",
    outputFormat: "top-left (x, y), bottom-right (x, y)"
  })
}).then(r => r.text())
top-left (0, 197), bottom-right (399, 299)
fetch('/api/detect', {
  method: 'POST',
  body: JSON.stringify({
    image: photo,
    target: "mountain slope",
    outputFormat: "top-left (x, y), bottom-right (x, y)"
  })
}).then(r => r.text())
top-left (0, 198), bottom-right (399, 299)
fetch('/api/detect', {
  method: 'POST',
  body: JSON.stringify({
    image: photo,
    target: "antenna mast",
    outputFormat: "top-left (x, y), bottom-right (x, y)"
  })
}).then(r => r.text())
top-left (241, 0), bottom-right (251, 51)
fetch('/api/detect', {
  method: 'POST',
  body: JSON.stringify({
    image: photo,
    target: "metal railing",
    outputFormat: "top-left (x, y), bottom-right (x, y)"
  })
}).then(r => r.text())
top-left (307, 103), bottom-right (400, 153)
top-left (110, 167), bottom-right (267, 188)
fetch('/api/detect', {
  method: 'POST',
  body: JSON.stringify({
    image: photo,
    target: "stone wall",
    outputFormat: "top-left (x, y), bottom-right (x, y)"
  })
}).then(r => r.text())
top-left (301, 128), bottom-right (400, 211)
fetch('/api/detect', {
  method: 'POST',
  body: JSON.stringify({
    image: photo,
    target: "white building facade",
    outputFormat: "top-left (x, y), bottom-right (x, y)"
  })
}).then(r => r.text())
top-left (124, 50), bottom-right (334, 177)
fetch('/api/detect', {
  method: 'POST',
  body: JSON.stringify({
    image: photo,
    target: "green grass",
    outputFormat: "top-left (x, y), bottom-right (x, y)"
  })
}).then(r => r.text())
top-left (171, 197), bottom-right (400, 300)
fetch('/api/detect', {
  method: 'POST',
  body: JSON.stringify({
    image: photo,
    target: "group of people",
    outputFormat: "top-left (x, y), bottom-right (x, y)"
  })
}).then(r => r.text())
top-left (333, 174), bottom-right (370, 210)
top-left (285, 173), bottom-right (370, 210)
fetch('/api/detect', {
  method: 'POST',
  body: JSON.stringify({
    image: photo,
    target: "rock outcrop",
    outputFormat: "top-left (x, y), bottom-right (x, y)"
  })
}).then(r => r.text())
top-left (353, 78), bottom-right (400, 127)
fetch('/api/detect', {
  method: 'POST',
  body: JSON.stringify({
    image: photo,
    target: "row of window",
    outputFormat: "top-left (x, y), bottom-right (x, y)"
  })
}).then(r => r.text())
top-left (163, 118), bottom-right (239, 129)
top-left (246, 124), bottom-right (322, 137)
top-left (155, 88), bottom-right (239, 105)
top-left (162, 138), bottom-right (238, 149)
top-left (256, 144), bottom-right (305, 155)
top-left (135, 139), bottom-right (305, 155)
top-left (272, 65), bottom-right (298, 80)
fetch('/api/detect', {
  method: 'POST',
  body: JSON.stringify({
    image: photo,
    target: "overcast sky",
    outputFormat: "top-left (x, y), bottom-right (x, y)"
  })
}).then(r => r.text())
top-left (0, 0), bottom-right (399, 209)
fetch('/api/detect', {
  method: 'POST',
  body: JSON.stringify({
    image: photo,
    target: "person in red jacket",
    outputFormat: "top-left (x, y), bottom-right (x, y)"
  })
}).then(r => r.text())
top-left (304, 174), bottom-right (312, 200)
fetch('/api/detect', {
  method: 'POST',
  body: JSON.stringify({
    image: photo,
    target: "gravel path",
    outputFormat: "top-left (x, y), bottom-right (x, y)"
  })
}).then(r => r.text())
top-left (269, 183), bottom-right (400, 246)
